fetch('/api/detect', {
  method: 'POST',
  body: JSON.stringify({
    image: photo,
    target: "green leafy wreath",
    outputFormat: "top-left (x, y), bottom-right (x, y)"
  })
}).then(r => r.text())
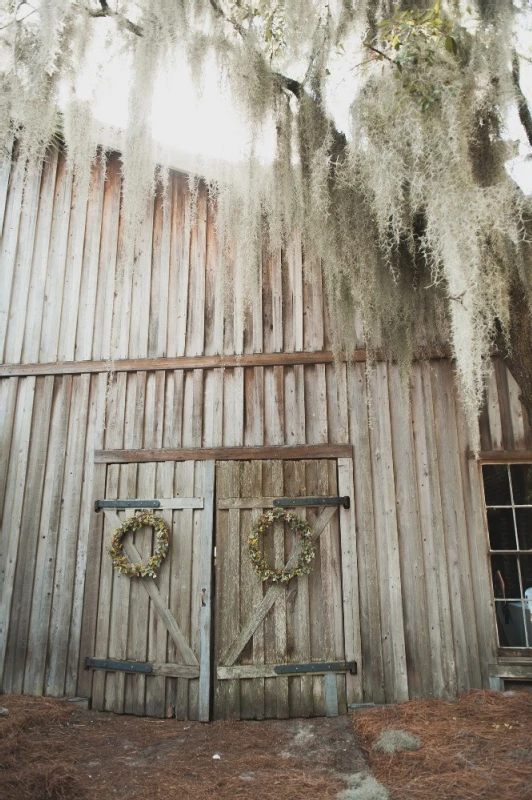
top-left (107, 512), bottom-right (169, 578)
top-left (248, 507), bottom-right (315, 583)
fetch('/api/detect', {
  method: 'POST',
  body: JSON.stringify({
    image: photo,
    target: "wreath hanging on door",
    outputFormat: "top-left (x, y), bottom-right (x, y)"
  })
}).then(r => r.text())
top-left (107, 512), bottom-right (170, 578)
top-left (248, 507), bottom-right (315, 583)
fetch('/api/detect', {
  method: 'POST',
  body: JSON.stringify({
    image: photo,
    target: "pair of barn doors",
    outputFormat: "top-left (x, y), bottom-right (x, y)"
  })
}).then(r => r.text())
top-left (86, 458), bottom-right (358, 720)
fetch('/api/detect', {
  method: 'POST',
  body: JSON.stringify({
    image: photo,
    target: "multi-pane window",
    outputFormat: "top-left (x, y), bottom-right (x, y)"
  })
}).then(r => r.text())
top-left (482, 464), bottom-right (532, 649)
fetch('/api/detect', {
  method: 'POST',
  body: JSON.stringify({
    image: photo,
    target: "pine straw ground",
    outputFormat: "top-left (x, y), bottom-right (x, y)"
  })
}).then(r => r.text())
top-left (1, 690), bottom-right (531, 800)
top-left (0, 694), bottom-right (358, 800)
top-left (354, 689), bottom-right (532, 800)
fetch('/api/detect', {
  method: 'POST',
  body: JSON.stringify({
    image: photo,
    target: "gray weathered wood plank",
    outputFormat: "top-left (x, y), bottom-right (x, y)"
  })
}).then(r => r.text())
top-left (221, 505), bottom-right (337, 668)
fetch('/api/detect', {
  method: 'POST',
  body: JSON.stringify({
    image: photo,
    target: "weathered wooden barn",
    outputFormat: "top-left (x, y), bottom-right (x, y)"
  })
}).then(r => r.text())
top-left (1, 149), bottom-right (531, 721)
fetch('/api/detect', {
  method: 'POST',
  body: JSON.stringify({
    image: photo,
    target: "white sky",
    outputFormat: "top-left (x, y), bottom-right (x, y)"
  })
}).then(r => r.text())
top-left (79, 19), bottom-right (532, 191)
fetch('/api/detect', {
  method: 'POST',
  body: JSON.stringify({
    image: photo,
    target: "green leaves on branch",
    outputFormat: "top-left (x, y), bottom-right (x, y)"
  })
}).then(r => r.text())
top-left (366, 1), bottom-right (460, 111)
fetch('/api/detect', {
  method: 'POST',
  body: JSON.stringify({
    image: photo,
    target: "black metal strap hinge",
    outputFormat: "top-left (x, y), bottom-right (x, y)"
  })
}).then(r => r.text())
top-left (274, 661), bottom-right (357, 675)
top-left (94, 499), bottom-right (161, 512)
top-left (85, 657), bottom-right (153, 674)
top-left (273, 496), bottom-right (350, 510)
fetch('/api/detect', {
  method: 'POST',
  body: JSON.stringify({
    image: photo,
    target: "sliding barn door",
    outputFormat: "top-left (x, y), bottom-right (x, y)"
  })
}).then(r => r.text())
top-left (85, 460), bottom-right (214, 720)
top-left (214, 459), bottom-right (354, 719)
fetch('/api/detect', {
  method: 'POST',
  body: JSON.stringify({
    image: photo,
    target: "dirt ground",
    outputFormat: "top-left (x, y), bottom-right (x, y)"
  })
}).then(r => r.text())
top-left (1, 690), bottom-right (532, 800)
top-left (0, 694), bottom-right (364, 800)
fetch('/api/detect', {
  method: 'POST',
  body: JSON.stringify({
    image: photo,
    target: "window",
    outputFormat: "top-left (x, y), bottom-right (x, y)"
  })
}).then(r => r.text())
top-left (482, 464), bottom-right (532, 649)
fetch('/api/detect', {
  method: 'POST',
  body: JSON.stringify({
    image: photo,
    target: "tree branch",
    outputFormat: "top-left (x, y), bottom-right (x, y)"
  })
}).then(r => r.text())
top-left (86, 0), bottom-right (143, 37)
top-left (208, 0), bottom-right (245, 37)
top-left (512, 52), bottom-right (532, 150)
top-left (363, 41), bottom-right (396, 65)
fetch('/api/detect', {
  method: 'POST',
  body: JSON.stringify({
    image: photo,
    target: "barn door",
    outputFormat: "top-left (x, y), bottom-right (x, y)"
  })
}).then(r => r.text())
top-left (214, 459), bottom-right (355, 719)
top-left (86, 460), bottom-right (214, 720)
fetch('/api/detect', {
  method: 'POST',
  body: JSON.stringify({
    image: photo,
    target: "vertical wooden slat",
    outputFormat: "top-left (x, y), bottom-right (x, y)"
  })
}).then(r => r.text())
top-left (0, 155), bottom-right (25, 361)
top-left (223, 368), bottom-right (244, 447)
top-left (91, 373), bottom-right (127, 710)
top-left (506, 368), bottom-right (527, 449)
top-left (0, 377), bottom-right (37, 689)
top-left (284, 231), bottom-right (304, 352)
top-left (388, 366), bottom-right (432, 699)
top-left (270, 460), bottom-right (290, 717)
top-left (186, 186), bottom-right (207, 357)
top-left (264, 366), bottom-right (283, 445)
top-left (107, 377), bottom-right (138, 713)
top-left (166, 176), bottom-right (180, 357)
top-left (284, 365), bottom-right (305, 444)
top-left (347, 363), bottom-right (384, 703)
top-left (22, 152), bottom-right (59, 364)
top-left (148, 190), bottom-right (171, 358)
top-left (173, 460), bottom-right (195, 719)
top-left (0, 134), bottom-right (14, 236)
top-left (326, 363), bottom-right (349, 444)
top-left (120, 372), bottom-right (146, 715)
top-left (204, 200), bottom-right (223, 357)
top-left (368, 364), bottom-right (408, 702)
top-left (320, 460), bottom-right (344, 716)
top-left (125, 465), bottom-right (152, 717)
top-left (338, 457), bottom-right (363, 705)
top-left (303, 253), bottom-right (324, 352)
top-left (152, 460), bottom-right (174, 717)
top-left (198, 460), bottom-right (215, 721)
top-left (245, 367), bottom-right (264, 447)
top-left (128, 198), bottom-right (154, 359)
top-left (45, 375), bottom-right (91, 697)
top-left (285, 460), bottom-right (311, 717)
top-left (3, 166), bottom-right (42, 364)
top-left (163, 370), bottom-right (183, 716)
top-left (238, 463), bottom-right (258, 718)
top-left (411, 363), bottom-right (456, 698)
top-left (263, 249), bottom-right (283, 354)
top-left (455, 388), bottom-right (498, 689)
top-left (143, 372), bottom-right (166, 717)
top-left (493, 357), bottom-right (515, 451)
top-left (431, 362), bottom-right (481, 691)
top-left (91, 156), bottom-right (121, 361)
top-left (0, 378), bottom-right (18, 524)
top-left (305, 364), bottom-right (328, 444)
top-left (24, 376), bottom-right (71, 695)
top-left (57, 176), bottom-right (89, 361)
top-left (203, 369), bottom-right (223, 448)
top-left (485, 368), bottom-right (502, 450)
top-left (173, 177), bottom-right (191, 357)
top-left (163, 370), bottom-right (184, 448)
top-left (39, 156), bottom-right (73, 363)
top-left (308, 461), bottom-right (326, 716)
top-left (214, 462), bottom-right (241, 719)
top-left (75, 159), bottom-right (105, 362)
top-left (72, 373), bottom-right (107, 697)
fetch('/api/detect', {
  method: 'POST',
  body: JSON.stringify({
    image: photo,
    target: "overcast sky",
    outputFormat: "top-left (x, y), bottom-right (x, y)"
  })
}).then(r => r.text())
top-left (75, 21), bottom-right (532, 192)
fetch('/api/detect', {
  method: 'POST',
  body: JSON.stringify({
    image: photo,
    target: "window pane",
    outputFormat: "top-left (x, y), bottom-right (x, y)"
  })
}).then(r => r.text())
top-left (510, 464), bottom-right (532, 505)
top-left (491, 555), bottom-right (520, 599)
top-left (487, 508), bottom-right (516, 550)
top-left (516, 509), bottom-right (532, 551)
top-left (520, 554), bottom-right (532, 598)
top-left (482, 465), bottom-right (511, 505)
top-left (495, 600), bottom-right (528, 648)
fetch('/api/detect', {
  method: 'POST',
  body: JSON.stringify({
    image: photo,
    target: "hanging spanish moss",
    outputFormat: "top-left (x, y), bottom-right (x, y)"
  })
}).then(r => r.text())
top-left (1, 0), bottom-right (531, 449)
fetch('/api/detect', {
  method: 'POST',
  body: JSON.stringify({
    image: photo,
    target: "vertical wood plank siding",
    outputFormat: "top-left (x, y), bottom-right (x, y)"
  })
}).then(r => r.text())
top-left (0, 149), bottom-right (525, 705)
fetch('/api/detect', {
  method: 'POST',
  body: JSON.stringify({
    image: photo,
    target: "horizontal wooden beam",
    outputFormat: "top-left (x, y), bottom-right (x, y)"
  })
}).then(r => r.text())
top-left (95, 444), bottom-right (353, 464)
top-left (489, 663), bottom-right (532, 680)
top-left (217, 663), bottom-right (355, 680)
top-left (478, 451), bottom-right (532, 463)
top-left (0, 347), bottom-right (450, 378)
top-left (85, 658), bottom-right (199, 679)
